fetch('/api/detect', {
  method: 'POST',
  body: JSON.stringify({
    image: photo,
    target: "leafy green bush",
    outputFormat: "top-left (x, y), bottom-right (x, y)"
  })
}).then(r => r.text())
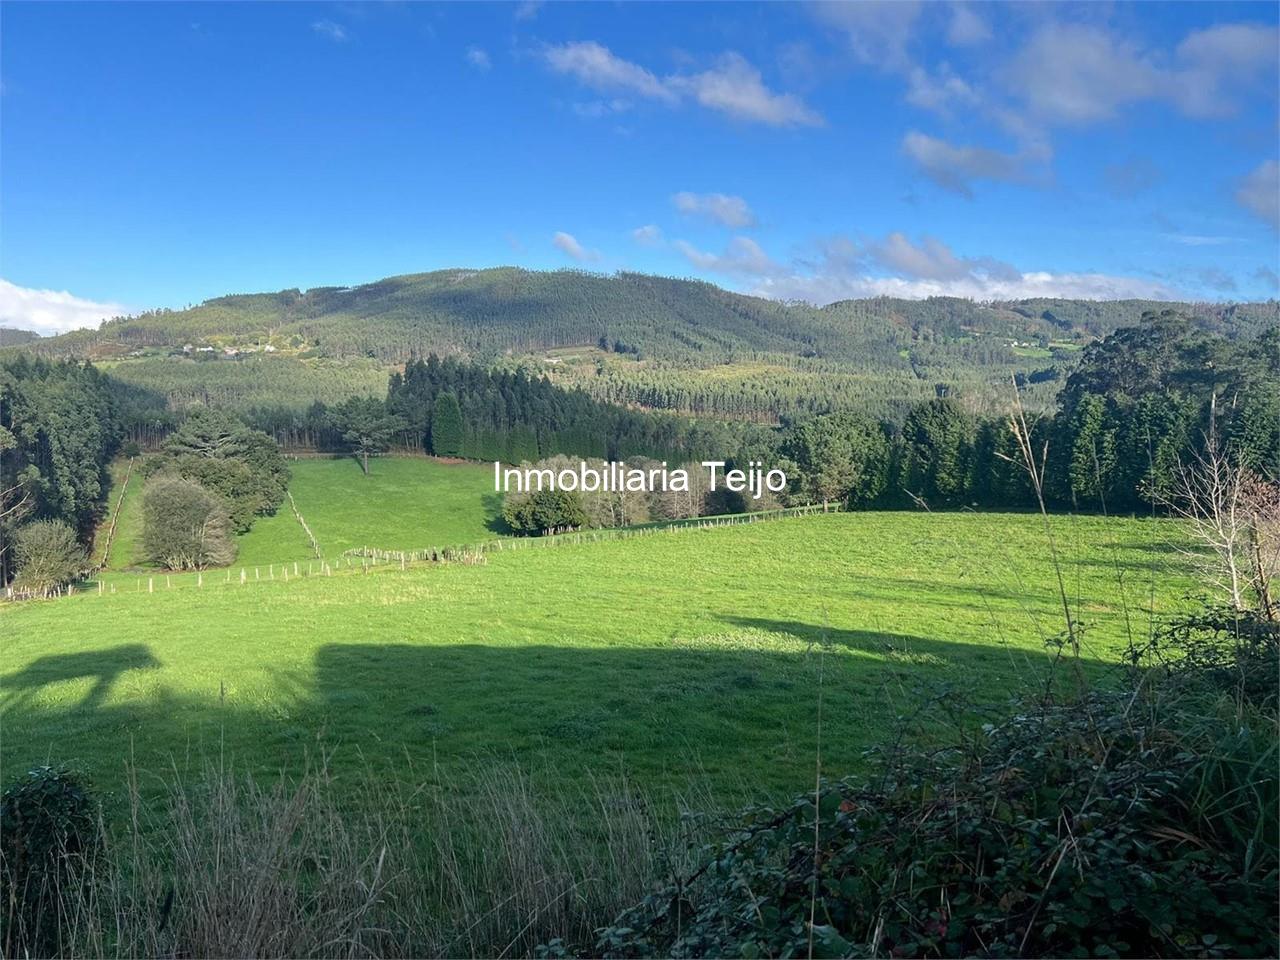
top-left (0, 766), bottom-right (103, 958)
top-left (1131, 602), bottom-right (1279, 711)
top-left (142, 475), bottom-right (236, 570)
top-left (503, 489), bottom-right (590, 536)
top-left (11, 519), bottom-right (85, 598)
top-left (599, 674), bottom-right (1278, 958)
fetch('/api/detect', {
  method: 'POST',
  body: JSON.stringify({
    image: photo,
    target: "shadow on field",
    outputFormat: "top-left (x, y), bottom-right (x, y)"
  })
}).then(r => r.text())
top-left (2, 632), bottom-right (1113, 797)
top-left (482, 492), bottom-right (512, 534)
top-left (0, 643), bottom-right (161, 713)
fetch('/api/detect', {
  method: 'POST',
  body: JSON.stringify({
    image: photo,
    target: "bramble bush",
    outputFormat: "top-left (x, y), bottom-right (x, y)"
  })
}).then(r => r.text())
top-left (597, 611), bottom-right (1279, 959)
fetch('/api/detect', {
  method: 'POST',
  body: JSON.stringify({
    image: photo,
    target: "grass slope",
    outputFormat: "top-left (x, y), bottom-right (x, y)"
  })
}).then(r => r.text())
top-left (1, 512), bottom-right (1194, 801)
top-left (99, 456), bottom-right (503, 569)
top-left (103, 460), bottom-right (146, 570)
top-left (264, 456), bottom-right (503, 558)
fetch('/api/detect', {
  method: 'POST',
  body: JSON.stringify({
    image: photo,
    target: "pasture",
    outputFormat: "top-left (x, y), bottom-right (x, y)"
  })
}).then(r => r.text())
top-left (1, 511), bottom-right (1195, 802)
top-left (99, 455), bottom-right (504, 569)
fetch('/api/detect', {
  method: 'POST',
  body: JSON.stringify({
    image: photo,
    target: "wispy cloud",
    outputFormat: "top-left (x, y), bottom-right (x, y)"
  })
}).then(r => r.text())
top-left (901, 131), bottom-right (1039, 197)
top-left (1103, 157), bottom-right (1161, 198)
top-left (552, 231), bottom-right (600, 262)
top-left (466, 46), bottom-right (491, 71)
top-left (542, 42), bottom-right (821, 127)
top-left (1006, 22), bottom-right (1279, 124)
top-left (631, 224), bottom-right (663, 245)
top-left (513, 1), bottom-right (541, 22)
top-left (1237, 159), bottom-right (1279, 229)
top-left (0, 279), bottom-right (132, 336)
top-left (311, 19), bottom-right (348, 42)
top-left (544, 41), bottom-right (676, 104)
top-left (672, 191), bottom-right (756, 228)
top-left (673, 233), bottom-right (1181, 304)
top-left (669, 53), bottom-right (823, 127)
top-left (1164, 234), bottom-right (1237, 247)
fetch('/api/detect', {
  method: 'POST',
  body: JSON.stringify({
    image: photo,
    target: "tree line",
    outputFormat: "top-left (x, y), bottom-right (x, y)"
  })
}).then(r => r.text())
top-left (495, 313), bottom-right (1277, 533)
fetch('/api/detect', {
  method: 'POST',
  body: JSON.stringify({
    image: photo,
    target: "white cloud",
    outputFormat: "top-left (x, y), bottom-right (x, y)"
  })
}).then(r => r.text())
top-left (947, 3), bottom-right (992, 46)
top-left (542, 42), bottom-right (821, 127)
top-left (904, 65), bottom-right (978, 113)
top-left (311, 19), bottom-right (348, 42)
top-left (0, 279), bottom-right (132, 336)
top-left (1007, 24), bottom-right (1159, 124)
top-left (869, 233), bottom-right (1019, 282)
top-left (1237, 159), bottom-right (1279, 229)
top-left (674, 237), bottom-right (778, 278)
top-left (672, 191), bottom-right (756, 228)
top-left (1172, 24), bottom-right (1279, 118)
top-left (1006, 22), bottom-right (1279, 124)
top-left (513, 1), bottom-right (541, 22)
top-left (902, 131), bottom-right (1036, 197)
top-left (670, 53), bottom-right (824, 127)
top-left (544, 41), bottom-right (676, 104)
top-left (671, 233), bottom-right (1179, 304)
top-left (1164, 234), bottom-right (1237, 247)
top-left (810, 0), bottom-right (921, 70)
top-left (632, 224), bottom-right (663, 245)
top-left (571, 99), bottom-right (631, 119)
top-left (552, 231), bottom-right (600, 262)
top-left (466, 46), bottom-right (491, 71)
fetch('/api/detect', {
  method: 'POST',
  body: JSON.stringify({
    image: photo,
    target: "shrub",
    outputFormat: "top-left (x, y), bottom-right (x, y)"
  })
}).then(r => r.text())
top-left (0, 766), bottom-right (103, 958)
top-left (11, 519), bottom-right (85, 598)
top-left (503, 489), bottom-right (589, 536)
top-left (142, 475), bottom-right (236, 570)
top-left (1132, 602), bottom-right (1279, 711)
top-left (599, 677), bottom-right (1279, 958)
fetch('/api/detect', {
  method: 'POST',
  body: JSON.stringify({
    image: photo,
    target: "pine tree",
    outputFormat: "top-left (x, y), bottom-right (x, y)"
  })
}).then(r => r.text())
top-left (431, 391), bottom-right (465, 458)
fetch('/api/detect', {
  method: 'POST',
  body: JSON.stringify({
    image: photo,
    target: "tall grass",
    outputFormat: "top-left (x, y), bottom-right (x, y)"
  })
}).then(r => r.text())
top-left (35, 758), bottom-right (714, 959)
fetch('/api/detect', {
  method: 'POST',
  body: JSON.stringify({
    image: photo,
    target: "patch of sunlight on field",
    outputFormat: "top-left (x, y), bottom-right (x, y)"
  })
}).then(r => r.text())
top-left (252, 456), bottom-right (504, 558)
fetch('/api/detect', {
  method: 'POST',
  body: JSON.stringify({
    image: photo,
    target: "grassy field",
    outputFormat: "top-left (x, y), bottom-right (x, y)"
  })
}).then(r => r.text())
top-left (2, 511), bottom-right (1195, 802)
top-left (90, 458), bottom-right (140, 569)
top-left (99, 456), bottom-right (503, 569)
top-left (245, 456), bottom-right (503, 559)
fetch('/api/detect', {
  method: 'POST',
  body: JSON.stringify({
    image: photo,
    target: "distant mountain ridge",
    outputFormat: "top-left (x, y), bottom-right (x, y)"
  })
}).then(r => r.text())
top-left (0, 327), bottom-right (41, 347)
top-left (14, 267), bottom-right (1278, 365)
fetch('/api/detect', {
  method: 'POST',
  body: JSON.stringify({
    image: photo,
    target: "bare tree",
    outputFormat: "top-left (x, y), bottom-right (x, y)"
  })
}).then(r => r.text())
top-left (1159, 432), bottom-right (1278, 617)
top-left (1240, 472), bottom-right (1279, 620)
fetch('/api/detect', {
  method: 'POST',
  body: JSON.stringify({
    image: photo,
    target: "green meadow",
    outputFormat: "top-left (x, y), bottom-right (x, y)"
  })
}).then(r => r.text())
top-left (1, 510), bottom-right (1195, 802)
top-left (262, 456), bottom-right (502, 557)
top-left (99, 455), bottom-right (503, 569)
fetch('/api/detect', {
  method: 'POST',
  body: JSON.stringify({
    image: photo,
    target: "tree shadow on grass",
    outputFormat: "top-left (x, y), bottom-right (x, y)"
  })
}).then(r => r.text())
top-left (0, 644), bottom-right (161, 714)
top-left (482, 492), bottom-right (512, 534)
top-left (2, 631), bottom-right (1114, 802)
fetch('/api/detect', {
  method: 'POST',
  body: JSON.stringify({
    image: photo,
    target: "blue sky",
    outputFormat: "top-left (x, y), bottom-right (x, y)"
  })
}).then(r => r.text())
top-left (2, 1), bottom-right (1278, 334)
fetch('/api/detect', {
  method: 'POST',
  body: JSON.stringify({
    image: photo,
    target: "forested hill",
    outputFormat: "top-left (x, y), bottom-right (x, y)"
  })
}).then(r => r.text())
top-left (16, 268), bottom-right (1279, 365)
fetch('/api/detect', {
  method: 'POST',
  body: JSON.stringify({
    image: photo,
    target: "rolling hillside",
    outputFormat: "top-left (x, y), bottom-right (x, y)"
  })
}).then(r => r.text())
top-left (18, 267), bottom-right (1278, 365)
top-left (12, 269), bottom-right (1276, 422)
